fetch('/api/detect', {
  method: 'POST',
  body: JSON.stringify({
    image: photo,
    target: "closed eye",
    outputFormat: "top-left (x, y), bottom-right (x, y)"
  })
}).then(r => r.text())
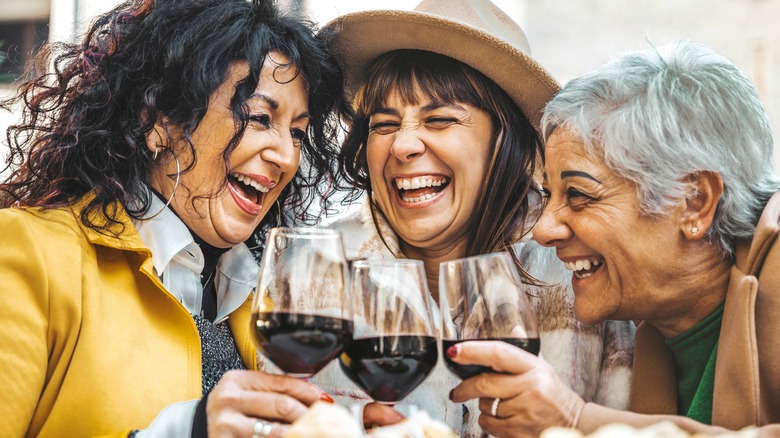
top-left (291, 128), bottom-right (307, 147)
top-left (567, 187), bottom-right (594, 209)
top-left (248, 114), bottom-right (270, 129)
top-left (425, 117), bottom-right (458, 129)
top-left (369, 121), bottom-right (400, 135)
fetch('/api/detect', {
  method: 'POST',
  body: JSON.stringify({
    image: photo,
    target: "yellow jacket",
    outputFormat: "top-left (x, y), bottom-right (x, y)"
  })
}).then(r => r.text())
top-left (0, 200), bottom-right (258, 438)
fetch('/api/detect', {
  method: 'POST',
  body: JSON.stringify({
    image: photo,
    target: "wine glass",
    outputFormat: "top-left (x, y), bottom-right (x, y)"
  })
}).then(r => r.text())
top-left (251, 227), bottom-right (353, 378)
top-left (439, 251), bottom-right (539, 379)
top-left (339, 259), bottom-right (438, 404)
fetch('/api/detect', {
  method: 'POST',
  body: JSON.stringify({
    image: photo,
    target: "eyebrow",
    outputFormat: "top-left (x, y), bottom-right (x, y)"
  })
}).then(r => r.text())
top-left (561, 170), bottom-right (601, 183)
top-left (252, 93), bottom-right (279, 110)
top-left (251, 93), bottom-right (310, 121)
top-left (370, 101), bottom-right (464, 117)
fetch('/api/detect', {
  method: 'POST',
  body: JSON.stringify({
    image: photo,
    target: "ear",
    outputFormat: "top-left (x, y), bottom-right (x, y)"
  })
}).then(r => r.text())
top-left (141, 109), bottom-right (170, 156)
top-left (678, 171), bottom-right (723, 240)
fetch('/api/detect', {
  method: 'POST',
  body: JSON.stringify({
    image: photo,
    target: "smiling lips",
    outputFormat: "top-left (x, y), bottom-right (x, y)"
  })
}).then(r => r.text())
top-left (394, 175), bottom-right (450, 204)
top-left (228, 172), bottom-right (275, 215)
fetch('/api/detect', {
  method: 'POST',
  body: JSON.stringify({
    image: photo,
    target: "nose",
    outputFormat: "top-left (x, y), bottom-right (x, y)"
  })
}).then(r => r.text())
top-left (532, 202), bottom-right (573, 248)
top-left (261, 128), bottom-right (299, 172)
top-left (389, 125), bottom-right (425, 162)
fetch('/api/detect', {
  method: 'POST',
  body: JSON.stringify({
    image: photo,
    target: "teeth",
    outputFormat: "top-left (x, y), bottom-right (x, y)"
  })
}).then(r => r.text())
top-left (231, 173), bottom-right (270, 193)
top-left (395, 176), bottom-right (450, 190)
top-left (563, 259), bottom-right (602, 272)
top-left (401, 192), bottom-right (438, 203)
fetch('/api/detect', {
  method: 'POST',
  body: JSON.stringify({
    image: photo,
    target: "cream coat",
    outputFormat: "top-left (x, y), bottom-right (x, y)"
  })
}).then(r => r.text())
top-left (0, 200), bottom-right (257, 438)
top-left (578, 193), bottom-right (780, 436)
top-left (306, 201), bottom-right (634, 438)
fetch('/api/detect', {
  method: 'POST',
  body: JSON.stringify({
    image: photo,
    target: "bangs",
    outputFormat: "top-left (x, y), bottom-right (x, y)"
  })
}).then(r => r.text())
top-left (358, 50), bottom-right (489, 115)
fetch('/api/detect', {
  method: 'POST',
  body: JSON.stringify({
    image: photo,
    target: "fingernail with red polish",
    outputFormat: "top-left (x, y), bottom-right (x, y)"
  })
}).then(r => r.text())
top-left (446, 344), bottom-right (459, 358)
top-left (319, 393), bottom-right (334, 403)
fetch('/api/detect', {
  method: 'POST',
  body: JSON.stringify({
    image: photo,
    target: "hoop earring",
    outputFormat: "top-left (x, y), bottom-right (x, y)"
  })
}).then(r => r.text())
top-left (147, 148), bottom-right (181, 220)
top-left (275, 199), bottom-right (282, 227)
top-left (152, 147), bottom-right (160, 160)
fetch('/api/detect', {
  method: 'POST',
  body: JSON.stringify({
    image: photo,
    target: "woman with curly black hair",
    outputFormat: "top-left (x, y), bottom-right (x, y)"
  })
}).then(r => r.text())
top-left (0, 0), bottom-right (348, 436)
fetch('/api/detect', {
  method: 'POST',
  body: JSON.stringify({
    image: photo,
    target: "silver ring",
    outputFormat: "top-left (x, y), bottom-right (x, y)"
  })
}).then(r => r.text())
top-left (252, 419), bottom-right (274, 438)
top-left (490, 397), bottom-right (501, 417)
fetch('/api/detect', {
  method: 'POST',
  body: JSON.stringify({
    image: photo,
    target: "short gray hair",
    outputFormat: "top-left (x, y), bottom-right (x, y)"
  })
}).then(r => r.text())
top-left (541, 39), bottom-right (780, 257)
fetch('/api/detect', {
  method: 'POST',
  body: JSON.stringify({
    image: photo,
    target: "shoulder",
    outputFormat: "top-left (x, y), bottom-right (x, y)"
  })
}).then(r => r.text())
top-left (325, 200), bottom-right (396, 260)
top-left (0, 205), bottom-right (83, 247)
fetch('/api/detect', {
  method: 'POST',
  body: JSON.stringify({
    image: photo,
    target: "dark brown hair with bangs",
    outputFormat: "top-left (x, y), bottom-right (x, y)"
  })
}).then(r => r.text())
top-left (338, 49), bottom-right (542, 284)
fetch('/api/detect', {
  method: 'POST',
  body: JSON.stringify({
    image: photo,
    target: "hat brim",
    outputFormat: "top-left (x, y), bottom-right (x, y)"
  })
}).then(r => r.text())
top-left (319, 9), bottom-right (560, 131)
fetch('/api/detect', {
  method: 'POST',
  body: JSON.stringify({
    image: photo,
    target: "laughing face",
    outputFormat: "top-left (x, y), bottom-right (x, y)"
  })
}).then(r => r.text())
top-left (533, 128), bottom-right (689, 325)
top-left (147, 53), bottom-right (308, 248)
top-left (366, 88), bottom-right (494, 256)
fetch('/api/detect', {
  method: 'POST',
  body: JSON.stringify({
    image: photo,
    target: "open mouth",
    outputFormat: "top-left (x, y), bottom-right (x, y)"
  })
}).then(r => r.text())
top-left (563, 258), bottom-right (604, 280)
top-left (394, 176), bottom-right (450, 204)
top-left (228, 172), bottom-right (270, 205)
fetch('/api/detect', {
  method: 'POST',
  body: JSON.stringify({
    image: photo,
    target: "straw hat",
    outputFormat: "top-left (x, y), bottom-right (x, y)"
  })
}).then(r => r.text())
top-left (318, 0), bottom-right (560, 130)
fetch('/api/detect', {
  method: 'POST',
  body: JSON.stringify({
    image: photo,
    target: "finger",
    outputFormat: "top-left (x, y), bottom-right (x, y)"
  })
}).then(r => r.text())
top-left (246, 418), bottom-right (289, 438)
top-left (239, 389), bottom-right (312, 423)
top-left (363, 402), bottom-right (405, 428)
top-left (446, 340), bottom-right (538, 374)
top-left (241, 371), bottom-right (324, 406)
top-left (449, 371), bottom-right (525, 403)
top-left (209, 371), bottom-right (324, 424)
top-left (477, 411), bottom-right (528, 438)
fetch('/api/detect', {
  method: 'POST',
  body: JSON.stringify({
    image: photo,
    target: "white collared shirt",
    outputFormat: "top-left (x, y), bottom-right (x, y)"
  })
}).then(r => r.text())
top-left (132, 192), bottom-right (260, 323)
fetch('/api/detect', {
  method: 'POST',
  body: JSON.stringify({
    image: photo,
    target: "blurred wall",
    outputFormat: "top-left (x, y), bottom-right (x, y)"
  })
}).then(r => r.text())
top-left (2, 0), bottom-right (779, 174)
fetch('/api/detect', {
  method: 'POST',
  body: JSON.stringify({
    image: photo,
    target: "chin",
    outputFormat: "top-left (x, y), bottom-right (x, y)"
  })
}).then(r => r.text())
top-left (572, 305), bottom-right (609, 325)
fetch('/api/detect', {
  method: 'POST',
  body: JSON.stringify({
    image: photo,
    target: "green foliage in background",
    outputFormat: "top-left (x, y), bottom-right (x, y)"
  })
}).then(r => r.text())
top-left (0, 39), bottom-right (13, 83)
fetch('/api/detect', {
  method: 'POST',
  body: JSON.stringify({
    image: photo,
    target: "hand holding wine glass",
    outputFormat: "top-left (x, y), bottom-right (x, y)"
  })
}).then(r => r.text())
top-left (251, 227), bottom-right (353, 378)
top-left (439, 251), bottom-right (539, 379)
top-left (339, 259), bottom-right (438, 405)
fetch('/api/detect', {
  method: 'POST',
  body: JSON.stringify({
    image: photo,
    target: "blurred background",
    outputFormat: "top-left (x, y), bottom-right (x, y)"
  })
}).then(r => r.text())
top-left (1, 0), bottom-right (778, 172)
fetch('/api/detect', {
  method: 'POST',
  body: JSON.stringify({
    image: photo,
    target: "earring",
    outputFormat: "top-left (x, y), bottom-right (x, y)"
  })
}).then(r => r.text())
top-left (691, 225), bottom-right (699, 236)
top-left (146, 147), bottom-right (181, 220)
top-left (152, 147), bottom-right (160, 160)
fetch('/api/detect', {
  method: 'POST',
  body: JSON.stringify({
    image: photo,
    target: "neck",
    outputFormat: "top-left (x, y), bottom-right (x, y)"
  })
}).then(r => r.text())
top-left (399, 239), bottom-right (469, 304)
top-left (649, 243), bottom-right (732, 338)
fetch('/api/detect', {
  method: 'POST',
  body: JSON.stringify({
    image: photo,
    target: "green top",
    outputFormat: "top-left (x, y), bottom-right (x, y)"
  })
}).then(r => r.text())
top-left (665, 304), bottom-right (724, 424)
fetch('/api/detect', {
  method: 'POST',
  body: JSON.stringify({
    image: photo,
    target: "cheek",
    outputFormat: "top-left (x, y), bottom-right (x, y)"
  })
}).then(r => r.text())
top-left (365, 142), bottom-right (388, 180)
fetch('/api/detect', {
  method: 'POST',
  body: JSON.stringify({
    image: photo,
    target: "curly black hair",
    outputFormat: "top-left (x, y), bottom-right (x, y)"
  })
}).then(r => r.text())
top-left (0, 0), bottom-right (350, 252)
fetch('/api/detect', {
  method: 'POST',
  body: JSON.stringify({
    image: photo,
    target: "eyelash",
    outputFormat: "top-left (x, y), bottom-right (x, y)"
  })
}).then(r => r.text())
top-left (248, 114), bottom-right (271, 128)
top-left (368, 117), bottom-right (458, 134)
top-left (567, 188), bottom-right (588, 199)
top-left (248, 114), bottom-right (307, 146)
top-left (538, 186), bottom-right (594, 210)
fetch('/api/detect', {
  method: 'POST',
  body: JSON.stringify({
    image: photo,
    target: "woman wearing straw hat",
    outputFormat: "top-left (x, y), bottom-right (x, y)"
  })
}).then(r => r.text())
top-left (311, 0), bottom-right (635, 436)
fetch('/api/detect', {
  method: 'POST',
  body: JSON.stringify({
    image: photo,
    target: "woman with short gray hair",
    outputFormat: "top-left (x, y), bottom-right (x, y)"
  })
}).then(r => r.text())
top-left (448, 40), bottom-right (780, 435)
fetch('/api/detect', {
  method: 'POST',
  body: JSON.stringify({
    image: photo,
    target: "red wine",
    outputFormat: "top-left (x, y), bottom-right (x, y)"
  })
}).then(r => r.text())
top-left (339, 335), bottom-right (438, 403)
top-left (443, 338), bottom-right (540, 379)
top-left (251, 312), bottom-right (353, 377)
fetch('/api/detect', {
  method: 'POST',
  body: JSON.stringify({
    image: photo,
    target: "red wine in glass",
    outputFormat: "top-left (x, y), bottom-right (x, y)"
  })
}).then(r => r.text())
top-left (252, 227), bottom-right (352, 378)
top-left (339, 334), bottom-right (437, 404)
top-left (344, 259), bottom-right (439, 404)
top-left (442, 337), bottom-right (540, 379)
top-left (439, 252), bottom-right (540, 381)
top-left (252, 312), bottom-right (353, 377)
